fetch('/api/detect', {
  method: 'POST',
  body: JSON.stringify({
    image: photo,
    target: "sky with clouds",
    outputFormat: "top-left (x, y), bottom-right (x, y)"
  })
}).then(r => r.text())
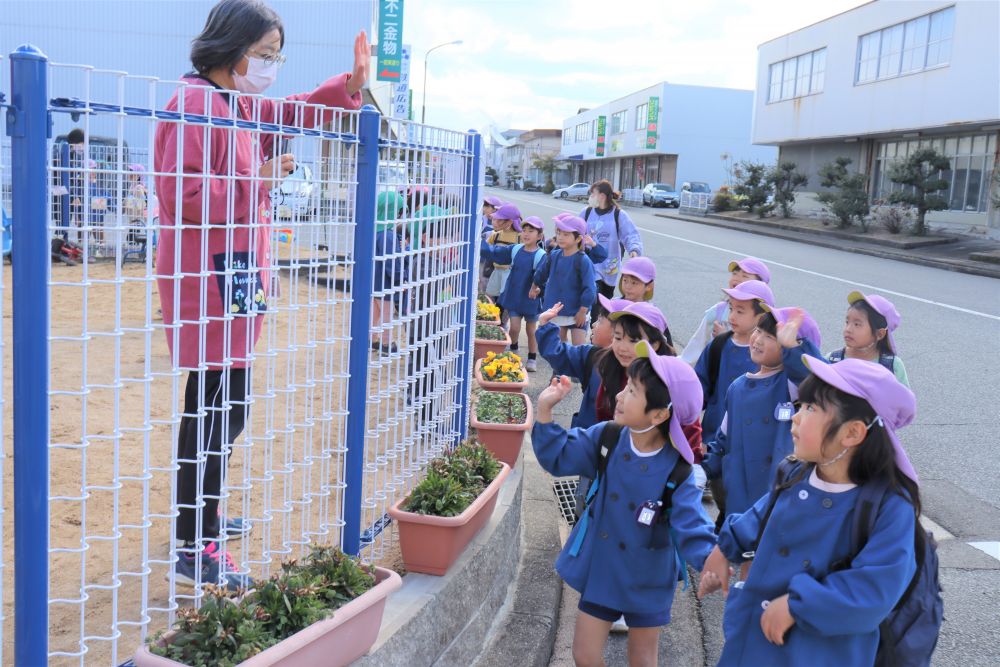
top-left (390, 0), bottom-right (867, 137)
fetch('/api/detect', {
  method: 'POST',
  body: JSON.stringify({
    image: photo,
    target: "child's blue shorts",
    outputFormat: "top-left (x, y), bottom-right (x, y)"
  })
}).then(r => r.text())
top-left (505, 309), bottom-right (538, 323)
top-left (578, 599), bottom-right (669, 628)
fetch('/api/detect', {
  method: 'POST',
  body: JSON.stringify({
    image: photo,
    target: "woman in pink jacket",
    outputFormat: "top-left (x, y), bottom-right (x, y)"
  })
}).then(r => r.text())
top-left (154, 0), bottom-right (367, 590)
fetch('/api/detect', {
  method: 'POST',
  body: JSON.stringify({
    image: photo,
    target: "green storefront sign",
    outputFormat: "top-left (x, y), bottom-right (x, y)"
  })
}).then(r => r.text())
top-left (645, 96), bottom-right (659, 149)
top-left (596, 115), bottom-right (607, 157)
top-left (377, 0), bottom-right (404, 82)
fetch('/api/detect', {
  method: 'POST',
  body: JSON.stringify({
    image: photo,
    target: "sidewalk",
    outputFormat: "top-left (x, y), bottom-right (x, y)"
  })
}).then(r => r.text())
top-left (654, 209), bottom-right (1000, 279)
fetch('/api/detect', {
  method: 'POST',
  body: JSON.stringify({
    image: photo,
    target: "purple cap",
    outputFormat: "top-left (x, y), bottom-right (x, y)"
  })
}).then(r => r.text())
top-left (848, 291), bottom-right (901, 354)
top-left (634, 341), bottom-right (704, 464)
top-left (598, 294), bottom-right (631, 315)
top-left (128, 163), bottom-right (145, 172)
top-left (483, 195), bottom-right (503, 207)
top-left (722, 279), bottom-right (775, 307)
top-left (802, 355), bottom-right (918, 483)
top-left (620, 256), bottom-right (656, 284)
top-left (728, 257), bottom-right (771, 284)
top-left (491, 203), bottom-right (523, 231)
top-left (762, 305), bottom-right (822, 349)
top-left (609, 301), bottom-right (669, 336)
top-left (521, 215), bottom-right (544, 231)
top-left (553, 212), bottom-right (573, 220)
top-left (554, 214), bottom-right (587, 236)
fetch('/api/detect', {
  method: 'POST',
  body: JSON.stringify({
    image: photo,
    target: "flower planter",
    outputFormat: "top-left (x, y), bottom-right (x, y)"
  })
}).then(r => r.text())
top-left (388, 463), bottom-right (512, 575)
top-left (470, 392), bottom-right (533, 467)
top-left (134, 567), bottom-right (402, 667)
top-left (474, 358), bottom-right (528, 393)
top-left (476, 318), bottom-right (501, 327)
top-left (473, 327), bottom-right (511, 361)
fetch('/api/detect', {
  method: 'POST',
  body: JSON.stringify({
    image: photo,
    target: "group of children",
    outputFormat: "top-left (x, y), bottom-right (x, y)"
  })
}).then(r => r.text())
top-left (512, 237), bottom-right (937, 665)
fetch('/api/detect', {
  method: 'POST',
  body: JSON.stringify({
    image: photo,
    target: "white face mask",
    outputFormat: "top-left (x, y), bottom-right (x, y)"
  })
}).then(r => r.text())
top-left (587, 195), bottom-right (600, 208)
top-left (233, 55), bottom-right (278, 94)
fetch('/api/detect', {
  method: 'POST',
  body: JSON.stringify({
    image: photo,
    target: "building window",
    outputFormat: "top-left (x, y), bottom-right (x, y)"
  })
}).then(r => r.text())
top-left (872, 132), bottom-right (996, 214)
top-left (856, 6), bottom-right (954, 84)
top-left (591, 120), bottom-right (597, 140)
top-left (610, 110), bottom-right (627, 135)
top-left (767, 48), bottom-right (826, 102)
top-left (575, 123), bottom-right (589, 142)
top-left (563, 130), bottom-right (571, 145)
top-left (635, 103), bottom-right (647, 130)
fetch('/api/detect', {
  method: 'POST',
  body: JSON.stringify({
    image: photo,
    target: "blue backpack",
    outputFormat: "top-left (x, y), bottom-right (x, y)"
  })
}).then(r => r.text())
top-left (756, 458), bottom-right (944, 667)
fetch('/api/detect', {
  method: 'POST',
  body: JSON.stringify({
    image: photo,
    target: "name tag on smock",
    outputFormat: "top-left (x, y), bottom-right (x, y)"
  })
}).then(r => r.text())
top-left (635, 500), bottom-right (662, 526)
top-left (774, 402), bottom-right (795, 422)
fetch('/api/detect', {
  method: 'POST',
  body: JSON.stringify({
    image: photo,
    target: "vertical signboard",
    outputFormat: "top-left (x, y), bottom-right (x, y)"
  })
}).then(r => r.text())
top-left (645, 96), bottom-right (659, 149)
top-left (596, 115), bottom-right (607, 157)
top-left (392, 44), bottom-right (411, 118)
top-left (377, 0), bottom-right (404, 82)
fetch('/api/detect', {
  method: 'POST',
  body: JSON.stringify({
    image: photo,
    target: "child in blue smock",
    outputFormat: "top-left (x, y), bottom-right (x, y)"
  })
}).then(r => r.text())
top-left (480, 215), bottom-right (545, 372)
top-left (478, 195), bottom-right (503, 293)
top-left (371, 190), bottom-right (406, 354)
top-left (702, 306), bottom-right (823, 523)
top-left (699, 357), bottom-right (922, 667)
top-left (532, 215), bottom-right (597, 346)
top-left (828, 291), bottom-right (910, 387)
top-left (533, 342), bottom-right (716, 665)
top-left (680, 257), bottom-right (771, 365)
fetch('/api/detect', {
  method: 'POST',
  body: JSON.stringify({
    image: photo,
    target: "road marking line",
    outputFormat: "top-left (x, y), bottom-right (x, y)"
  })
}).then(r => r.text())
top-left (968, 541), bottom-right (1000, 562)
top-left (490, 192), bottom-right (1000, 321)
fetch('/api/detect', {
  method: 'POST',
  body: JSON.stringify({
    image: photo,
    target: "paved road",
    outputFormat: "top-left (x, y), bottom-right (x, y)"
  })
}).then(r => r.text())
top-left (487, 188), bottom-right (1000, 667)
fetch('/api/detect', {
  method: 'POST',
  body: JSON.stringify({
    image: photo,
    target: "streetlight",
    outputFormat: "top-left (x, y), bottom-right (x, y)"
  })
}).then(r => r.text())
top-left (421, 39), bottom-right (463, 125)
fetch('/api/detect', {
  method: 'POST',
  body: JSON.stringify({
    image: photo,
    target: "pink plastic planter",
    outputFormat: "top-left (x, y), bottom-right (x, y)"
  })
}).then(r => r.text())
top-left (473, 326), bottom-right (511, 361)
top-left (474, 358), bottom-right (528, 393)
top-left (470, 392), bottom-right (534, 467)
top-left (134, 567), bottom-right (402, 667)
top-left (388, 463), bottom-right (512, 575)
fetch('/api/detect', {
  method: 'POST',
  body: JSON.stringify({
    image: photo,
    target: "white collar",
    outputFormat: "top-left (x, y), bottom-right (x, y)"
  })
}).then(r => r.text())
top-left (629, 434), bottom-right (663, 458)
top-left (808, 468), bottom-right (857, 493)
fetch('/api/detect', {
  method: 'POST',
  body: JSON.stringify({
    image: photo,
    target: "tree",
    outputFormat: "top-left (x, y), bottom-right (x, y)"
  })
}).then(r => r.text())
top-left (532, 153), bottom-right (565, 195)
top-left (886, 147), bottom-right (950, 236)
top-left (816, 157), bottom-right (871, 230)
top-left (767, 161), bottom-right (808, 219)
top-left (732, 161), bottom-right (771, 217)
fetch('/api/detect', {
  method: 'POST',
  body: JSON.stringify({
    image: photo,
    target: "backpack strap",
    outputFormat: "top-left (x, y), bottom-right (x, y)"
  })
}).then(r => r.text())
top-left (878, 353), bottom-right (896, 374)
top-left (750, 456), bottom-right (809, 558)
top-left (657, 458), bottom-right (693, 523)
top-left (828, 348), bottom-right (846, 363)
top-left (705, 330), bottom-right (736, 405)
top-left (568, 422), bottom-right (623, 557)
top-left (581, 346), bottom-right (600, 392)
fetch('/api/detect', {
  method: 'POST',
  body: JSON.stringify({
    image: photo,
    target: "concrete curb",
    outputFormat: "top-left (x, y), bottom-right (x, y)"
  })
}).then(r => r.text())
top-left (473, 440), bottom-right (563, 667)
top-left (654, 211), bottom-right (1000, 279)
top-left (356, 461), bottom-right (524, 667)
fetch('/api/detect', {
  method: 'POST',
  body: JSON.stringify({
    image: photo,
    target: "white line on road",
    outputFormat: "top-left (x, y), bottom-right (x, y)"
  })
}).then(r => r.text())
top-left (493, 193), bottom-right (1000, 322)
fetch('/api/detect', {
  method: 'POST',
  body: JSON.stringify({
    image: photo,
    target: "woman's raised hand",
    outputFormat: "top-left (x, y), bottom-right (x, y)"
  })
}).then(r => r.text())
top-left (260, 153), bottom-right (296, 189)
top-left (346, 30), bottom-right (370, 97)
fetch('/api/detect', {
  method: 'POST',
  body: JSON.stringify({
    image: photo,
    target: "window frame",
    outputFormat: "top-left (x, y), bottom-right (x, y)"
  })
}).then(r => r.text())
top-left (855, 5), bottom-right (954, 85)
top-left (766, 47), bottom-right (827, 103)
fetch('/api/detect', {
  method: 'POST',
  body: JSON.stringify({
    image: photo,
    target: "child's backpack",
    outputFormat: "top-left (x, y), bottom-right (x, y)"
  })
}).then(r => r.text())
top-left (753, 458), bottom-right (943, 667)
top-left (510, 243), bottom-right (545, 271)
top-left (828, 348), bottom-right (896, 375)
top-left (705, 330), bottom-right (736, 405)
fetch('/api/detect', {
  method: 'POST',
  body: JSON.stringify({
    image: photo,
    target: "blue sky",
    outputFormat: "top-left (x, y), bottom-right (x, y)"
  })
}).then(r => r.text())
top-left (389, 0), bottom-right (867, 136)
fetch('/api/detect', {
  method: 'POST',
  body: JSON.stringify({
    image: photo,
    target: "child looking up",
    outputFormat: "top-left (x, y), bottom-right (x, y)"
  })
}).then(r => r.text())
top-left (617, 256), bottom-right (656, 302)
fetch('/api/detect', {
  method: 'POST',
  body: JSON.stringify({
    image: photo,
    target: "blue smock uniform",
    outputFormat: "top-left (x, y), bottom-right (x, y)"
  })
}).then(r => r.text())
top-left (479, 241), bottom-right (543, 318)
top-left (373, 228), bottom-right (405, 303)
top-left (694, 336), bottom-right (755, 436)
top-left (716, 472), bottom-right (916, 666)
top-left (702, 342), bottom-right (821, 517)
top-left (532, 421), bottom-right (716, 618)
top-left (536, 322), bottom-right (601, 428)
top-left (533, 249), bottom-right (597, 316)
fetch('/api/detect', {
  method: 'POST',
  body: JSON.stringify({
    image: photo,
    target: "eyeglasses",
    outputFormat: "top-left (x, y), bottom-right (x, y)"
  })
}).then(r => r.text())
top-left (246, 49), bottom-right (286, 67)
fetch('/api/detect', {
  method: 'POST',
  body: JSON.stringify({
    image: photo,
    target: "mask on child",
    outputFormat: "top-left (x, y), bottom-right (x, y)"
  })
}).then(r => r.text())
top-left (233, 55), bottom-right (279, 94)
top-left (587, 195), bottom-right (600, 208)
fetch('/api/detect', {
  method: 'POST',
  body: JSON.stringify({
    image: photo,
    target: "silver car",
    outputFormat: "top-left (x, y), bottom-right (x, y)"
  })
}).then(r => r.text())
top-left (551, 182), bottom-right (590, 199)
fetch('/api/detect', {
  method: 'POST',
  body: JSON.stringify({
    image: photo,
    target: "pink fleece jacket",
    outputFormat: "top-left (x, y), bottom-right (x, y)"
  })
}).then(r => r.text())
top-left (154, 74), bottom-right (361, 369)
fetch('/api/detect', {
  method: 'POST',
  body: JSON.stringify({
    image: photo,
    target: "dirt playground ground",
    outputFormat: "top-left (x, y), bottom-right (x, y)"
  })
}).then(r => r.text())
top-left (0, 255), bottom-right (461, 665)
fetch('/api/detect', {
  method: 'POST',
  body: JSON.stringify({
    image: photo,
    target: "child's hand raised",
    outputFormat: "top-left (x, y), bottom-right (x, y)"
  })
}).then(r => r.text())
top-left (697, 546), bottom-right (732, 600)
top-left (537, 375), bottom-right (573, 409)
top-left (538, 302), bottom-right (563, 326)
top-left (776, 307), bottom-right (805, 349)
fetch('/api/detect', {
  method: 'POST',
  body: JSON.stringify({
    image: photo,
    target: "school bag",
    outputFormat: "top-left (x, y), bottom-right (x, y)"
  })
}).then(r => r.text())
top-left (510, 243), bottom-right (545, 271)
top-left (752, 457), bottom-right (943, 667)
top-left (828, 348), bottom-right (896, 375)
top-left (704, 330), bottom-right (736, 406)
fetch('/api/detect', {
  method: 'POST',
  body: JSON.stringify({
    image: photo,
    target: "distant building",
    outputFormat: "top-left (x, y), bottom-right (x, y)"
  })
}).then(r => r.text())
top-left (559, 82), bottom-right (774, 193)
top-left (501, 129), bottom-right (569, 189)
top-left (753, 0), bottom-right (1000, 236)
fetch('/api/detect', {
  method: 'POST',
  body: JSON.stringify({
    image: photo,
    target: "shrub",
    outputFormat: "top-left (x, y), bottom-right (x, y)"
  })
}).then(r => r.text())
top-left (767, 161), bottom-right (808, 219)
top-left (817, 157), bottom-right (871, 230)
top-left (873, 203), bottom-right (911, 234)
top-left (732, 161), bottom-right (772, 217)
top-left (475, 323), bottom-right (506, 341)
top-left (886, 147), bottom-right (950, 236)
top-left (475, 391), bottom-right (527, 424)
top-left (712, 187), bottom-right (738, 212)
top-left (404, 441), bottom-right (502, 517)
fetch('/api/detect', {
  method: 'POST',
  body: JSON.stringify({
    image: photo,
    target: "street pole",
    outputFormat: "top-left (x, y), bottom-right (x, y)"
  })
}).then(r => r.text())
top-left (421, 39), bottom-right (462, 125)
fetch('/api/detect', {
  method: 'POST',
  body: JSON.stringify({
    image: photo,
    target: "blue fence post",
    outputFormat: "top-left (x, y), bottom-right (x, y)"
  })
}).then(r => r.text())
top-left (454, 131), bottom-right (482, 440)
top-left (342, 105), bottom-right (380, 556)
top-left (8, 44), bottom-right (51, 666)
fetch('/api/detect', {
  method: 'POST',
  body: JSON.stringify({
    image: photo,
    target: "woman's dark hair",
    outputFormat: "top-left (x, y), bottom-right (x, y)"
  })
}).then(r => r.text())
top-left (850, 301), bottom-right (892, 355)
top-left (798, 374), bottom-right (921, 516)
top-left (589, 179), bottom-right (621, 209)
top-left (595, 315), bottom-right (676, 415)
top-left (626, 357), bottom-right (673, 440)
top-left (757, 311), bottom-right (778, 337)
top-left (191, 0), bottom-right (284, 75)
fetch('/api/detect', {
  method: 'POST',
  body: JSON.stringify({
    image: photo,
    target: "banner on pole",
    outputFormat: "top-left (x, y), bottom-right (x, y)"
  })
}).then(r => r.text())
top-left (377, 0), bottom-right (404, 82)
top-left (645, 96), bottom-right (659, 149)
top-left (596, 115), bottom-right (607, 157)
top-left (392, 44), bottom-right (411, 118)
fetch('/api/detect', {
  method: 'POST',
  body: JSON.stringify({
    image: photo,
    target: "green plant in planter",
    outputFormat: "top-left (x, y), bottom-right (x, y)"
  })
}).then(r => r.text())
top-left (404, 441), bottom-right (502, 517)
top-left (476, 391), bottom-right (527, 424)
top-left (475, 323), bottom-right (506, 341)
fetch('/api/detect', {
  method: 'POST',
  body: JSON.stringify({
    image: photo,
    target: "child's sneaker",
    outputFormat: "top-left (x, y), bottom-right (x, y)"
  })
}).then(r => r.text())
top-left (171, 542), bottom-right (253, 592)
top-left (526, 358), bottom-right (537, 372)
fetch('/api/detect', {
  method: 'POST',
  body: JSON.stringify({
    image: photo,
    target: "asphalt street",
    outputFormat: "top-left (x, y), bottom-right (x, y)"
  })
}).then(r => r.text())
top-left (487, 188), bottom-right (1000, 667)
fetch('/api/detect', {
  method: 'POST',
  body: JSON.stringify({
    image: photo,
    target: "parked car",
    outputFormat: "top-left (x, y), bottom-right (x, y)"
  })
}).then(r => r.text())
top-left (681, 181), bottom-right (712, 194)
top-left (641, 182), bottom-right (679, 208)
top-left (272, 163), bottom-right (315, 219)
top-left (551, 182), bottom-right (590, 199)
top-left (484, 174), bottom-right (496, 186)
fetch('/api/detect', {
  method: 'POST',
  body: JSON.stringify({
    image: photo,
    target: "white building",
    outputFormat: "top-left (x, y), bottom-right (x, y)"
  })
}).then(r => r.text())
top-left (501, 129), bottom-right (570, 189)
top-left (559, 83), bottom-right (775, 193)
top-left (753, 0), bottom-right (1000, 235)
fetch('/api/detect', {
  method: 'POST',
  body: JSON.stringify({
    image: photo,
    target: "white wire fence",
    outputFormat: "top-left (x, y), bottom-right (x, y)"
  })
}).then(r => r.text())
top-left (3, 46), bottom-right (481, 667)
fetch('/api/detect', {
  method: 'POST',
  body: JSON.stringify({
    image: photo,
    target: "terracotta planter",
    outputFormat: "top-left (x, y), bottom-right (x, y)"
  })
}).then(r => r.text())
top-left (134, 567), bottom-right (401, 667)
top-left (388, 463), bottom-right (512, 575)
top-left (470, 392), bottom-right (534, 467)
top-left (473, 326), bottom-right (511, 361)
top-left (474, 358), bottom-right (528, 393)
top-left (475, 318), bottom-right (501, 327)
